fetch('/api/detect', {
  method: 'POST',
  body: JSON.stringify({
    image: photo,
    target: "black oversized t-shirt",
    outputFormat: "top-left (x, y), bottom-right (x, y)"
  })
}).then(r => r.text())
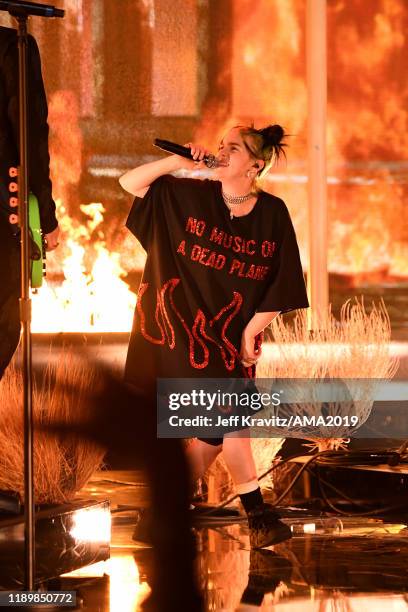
top-left (124, 175), bottom-right (309, 392)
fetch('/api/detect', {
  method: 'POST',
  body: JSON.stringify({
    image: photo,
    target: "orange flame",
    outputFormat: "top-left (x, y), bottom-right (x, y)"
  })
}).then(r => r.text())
top-left (195, 0), bottom-right (408, 282)
top-left (31, 200), bottom-right (136, 333)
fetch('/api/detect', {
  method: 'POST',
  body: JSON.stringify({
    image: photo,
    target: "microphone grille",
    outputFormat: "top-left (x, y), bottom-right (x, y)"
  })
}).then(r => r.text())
top-left (205, 154), bottom-right (218, 168)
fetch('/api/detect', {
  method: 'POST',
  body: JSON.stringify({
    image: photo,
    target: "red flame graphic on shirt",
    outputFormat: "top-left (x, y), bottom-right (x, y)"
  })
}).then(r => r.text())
top-left (136, 278), bottom-right (248, 372)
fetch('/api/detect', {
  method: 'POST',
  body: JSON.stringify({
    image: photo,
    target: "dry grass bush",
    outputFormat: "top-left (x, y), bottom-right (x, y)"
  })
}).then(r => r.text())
top-left (262, 297), bottom-right (398, 379)
top-left (257, 297), bottom-right (399, 442)
top-left (0, 356), bottom-right (105, 504)
top-left (206, 298), bottom-right (399, 501)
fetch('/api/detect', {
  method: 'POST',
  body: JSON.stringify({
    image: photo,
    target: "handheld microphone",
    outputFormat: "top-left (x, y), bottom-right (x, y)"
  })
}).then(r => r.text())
top-left (153, 139), bottom-right (227, 169)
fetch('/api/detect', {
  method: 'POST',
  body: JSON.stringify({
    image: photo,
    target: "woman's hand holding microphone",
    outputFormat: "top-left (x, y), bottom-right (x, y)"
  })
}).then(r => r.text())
top-left (171, 143), bottom-right (212, 170)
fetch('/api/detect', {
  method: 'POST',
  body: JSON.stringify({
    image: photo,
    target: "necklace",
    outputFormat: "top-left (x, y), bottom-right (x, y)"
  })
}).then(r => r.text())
top-left (222, 189), bottom-right (254, 219)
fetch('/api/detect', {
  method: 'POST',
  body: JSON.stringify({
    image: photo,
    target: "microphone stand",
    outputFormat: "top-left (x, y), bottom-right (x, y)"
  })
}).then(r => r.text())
top-left (16, 10), bottom-right (34, 592)
top-left (1, 0), bottom-right (64, 591)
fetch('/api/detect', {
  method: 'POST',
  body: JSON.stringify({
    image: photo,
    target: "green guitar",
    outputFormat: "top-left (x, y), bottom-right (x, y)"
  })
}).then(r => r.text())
top-left (28, 193), bottom-right (44, 289)
top-left (5, 167), bottom-right (45, 289)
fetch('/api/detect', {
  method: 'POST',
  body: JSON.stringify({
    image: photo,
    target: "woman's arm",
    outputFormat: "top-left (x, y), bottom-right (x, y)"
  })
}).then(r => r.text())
top-left (119, 144), bottom-right (210, 197)
top-left (119, 156), bottom-right (183, 197)
top-left (240, 311), bottom-right (280, 364)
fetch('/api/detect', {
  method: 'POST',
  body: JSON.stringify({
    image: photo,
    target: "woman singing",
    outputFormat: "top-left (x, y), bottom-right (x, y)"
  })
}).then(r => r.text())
top-left (119, 124), bottom-right (309, 548)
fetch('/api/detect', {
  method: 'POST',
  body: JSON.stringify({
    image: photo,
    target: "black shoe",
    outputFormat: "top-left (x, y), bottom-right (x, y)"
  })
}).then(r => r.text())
top-left (248, 503), bottom-right (292, 549)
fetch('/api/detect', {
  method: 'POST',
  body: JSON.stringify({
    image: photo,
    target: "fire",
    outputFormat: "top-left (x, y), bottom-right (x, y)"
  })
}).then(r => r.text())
top-left (27, 1), bottom-right (408, 332)
top-left (31, 200), bottom-right (136, 333)
top-left (195, 0), bottom-right (408, 283)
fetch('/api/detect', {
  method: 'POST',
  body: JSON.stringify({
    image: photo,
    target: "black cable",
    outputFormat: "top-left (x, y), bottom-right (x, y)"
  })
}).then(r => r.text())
top-left (110, 447), bottom-right (408, 520)
top-left (314, 449), bottom-right (406, 467)
top-left (191, 450), bottom-right (307, 507)
top-left (197, 451), bottom-right (305, 512)
top-left (270, 454), bottom-right (320, 507)
top-left (314, 468), bottom-right (408, 518)
top-left (109, 453), bottom-right (315, 516)
top-left (311, 472), bottom-right (362, 507)
top-left (319, 482), bottom-right (408, 518)
top-left (206, 451), bottom-right (327, 514)
top-left (206, 447), bottom-right (408, 516)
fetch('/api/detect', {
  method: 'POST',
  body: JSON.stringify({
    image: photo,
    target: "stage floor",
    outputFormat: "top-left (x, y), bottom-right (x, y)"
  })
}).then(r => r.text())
top-left (54, 469), bottom-right (408, 611)
top-left (7, 335), bottom-right (408, 608)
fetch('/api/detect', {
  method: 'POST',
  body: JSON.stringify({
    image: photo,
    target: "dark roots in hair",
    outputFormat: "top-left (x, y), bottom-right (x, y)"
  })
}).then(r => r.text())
top-left (239, 123), bottom-right (288, 170)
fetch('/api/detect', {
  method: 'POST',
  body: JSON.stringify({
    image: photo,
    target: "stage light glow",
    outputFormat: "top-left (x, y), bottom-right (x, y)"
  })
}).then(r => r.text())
top-left (109, 555), bottom-right (151, 612)
top-left (69, 506), bottom-right (111, 543)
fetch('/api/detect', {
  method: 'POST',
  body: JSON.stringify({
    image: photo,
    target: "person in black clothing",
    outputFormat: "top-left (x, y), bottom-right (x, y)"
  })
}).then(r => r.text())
top-left (120, 124), bottom-right (309, 548)
top-left (0, 26), bottom-right (59, 378)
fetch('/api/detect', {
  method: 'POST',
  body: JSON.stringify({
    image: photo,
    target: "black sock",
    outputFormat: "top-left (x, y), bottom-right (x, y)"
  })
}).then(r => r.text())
top-left (239, 487), bottom-right (263, 514)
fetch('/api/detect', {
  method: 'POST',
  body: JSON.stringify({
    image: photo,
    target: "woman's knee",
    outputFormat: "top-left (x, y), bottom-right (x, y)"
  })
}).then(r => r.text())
top-left (197, 437), bottom-right (223, 453)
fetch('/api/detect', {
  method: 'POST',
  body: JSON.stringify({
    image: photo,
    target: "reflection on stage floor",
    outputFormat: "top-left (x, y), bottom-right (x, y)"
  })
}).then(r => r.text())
top-left (50, 470), bottom-right (408, 611)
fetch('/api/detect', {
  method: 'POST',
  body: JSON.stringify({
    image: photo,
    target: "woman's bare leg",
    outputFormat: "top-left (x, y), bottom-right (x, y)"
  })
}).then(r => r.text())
top-left (222, 432), bottom-right (258, 487)
top-left (185, 438), bottom-right (223, 483)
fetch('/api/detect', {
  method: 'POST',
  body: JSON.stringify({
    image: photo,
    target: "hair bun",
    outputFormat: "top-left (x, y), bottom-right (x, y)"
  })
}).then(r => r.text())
top-left (260, 124), bottom-right (285, 146)
top-left (238, 122), bottom-right (288, 169)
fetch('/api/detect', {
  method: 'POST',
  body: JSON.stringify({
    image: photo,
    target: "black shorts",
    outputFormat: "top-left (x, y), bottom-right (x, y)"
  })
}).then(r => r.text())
top-left (197, 437), bottom-right (223, 446)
